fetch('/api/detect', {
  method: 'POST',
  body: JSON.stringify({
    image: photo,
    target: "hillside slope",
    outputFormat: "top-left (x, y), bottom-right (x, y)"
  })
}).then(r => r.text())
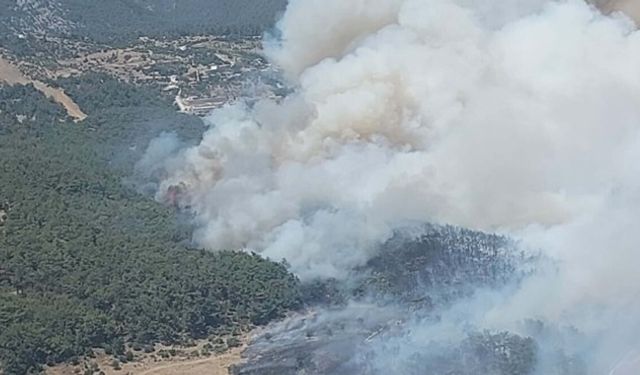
top-left (0, 82), bottom-right (300, 375)
top-left (1, 0), bottom-right (286, 44)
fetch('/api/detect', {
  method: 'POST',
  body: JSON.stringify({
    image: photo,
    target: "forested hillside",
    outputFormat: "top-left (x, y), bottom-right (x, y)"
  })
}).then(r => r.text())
top-left (0, 0), bottom-right (287, 46)
top-left (64, 0), bottom-right (287, 41)
top-left (0, 82), bottom-right (301, 374)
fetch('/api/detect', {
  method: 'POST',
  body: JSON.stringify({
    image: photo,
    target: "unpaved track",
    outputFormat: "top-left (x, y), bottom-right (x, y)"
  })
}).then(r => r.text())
top-left (136, 348), bottom-right (243, 375)
top-left (0, 56), bottom-right (87, 121)
top-left (31, 80), bottom-right (87, 121)
top-left (46, 345), bottom-right (245, 375)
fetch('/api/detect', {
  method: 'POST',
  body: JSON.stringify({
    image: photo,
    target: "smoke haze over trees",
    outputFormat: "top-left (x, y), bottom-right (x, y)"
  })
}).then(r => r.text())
top-left (148, 0), bottom-right (640, 373)
top-left (0, 82), bottom-right (301, 374)
top-left (3, 0), bottom-right (640, 374)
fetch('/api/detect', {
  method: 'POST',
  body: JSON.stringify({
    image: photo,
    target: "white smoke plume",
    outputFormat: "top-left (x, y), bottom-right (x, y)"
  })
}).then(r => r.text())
top-left (152, 0), bottom-right (640, 372)
top-left (136, 132), bottom-right (182, 178)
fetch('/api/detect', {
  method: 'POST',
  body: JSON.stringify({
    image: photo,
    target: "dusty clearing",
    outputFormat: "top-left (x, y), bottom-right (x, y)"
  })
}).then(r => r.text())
top-left (31, 80), bottom-right (87, 121)
top-left (134, 348), bottom-right (243, 375)
top-left (46, 340), bottom-right (246, 375)
top-left (0, 56), bottom-right (87, 121)
top-left (0, 57), bottom-right (29, 85)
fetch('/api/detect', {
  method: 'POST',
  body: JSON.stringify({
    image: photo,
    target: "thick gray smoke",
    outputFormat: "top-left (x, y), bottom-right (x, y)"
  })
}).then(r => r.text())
top-left (148, 0), bottom-right (640, 373)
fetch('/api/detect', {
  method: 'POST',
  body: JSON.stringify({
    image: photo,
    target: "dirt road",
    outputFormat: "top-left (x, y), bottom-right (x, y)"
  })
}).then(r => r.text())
top-left (136, 348), bottom-right (243, 375)
top-left (0, 56), bottom-right (87, 121)
top-left (0, 57), bottom-right (29, 85)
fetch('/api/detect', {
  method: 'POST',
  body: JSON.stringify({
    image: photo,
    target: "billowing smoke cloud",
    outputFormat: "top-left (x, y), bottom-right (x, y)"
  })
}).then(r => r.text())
top-left (149, 0), bottom-right (640, 372)
top-left (132, 132), bottom-right (184, 196)
top-left (136, 132), bottom-right (182, 179)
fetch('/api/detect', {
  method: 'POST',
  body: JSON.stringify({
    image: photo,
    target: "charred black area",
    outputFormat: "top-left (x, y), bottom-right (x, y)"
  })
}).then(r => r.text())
top-left (231, 225), bottom-right (571, 375)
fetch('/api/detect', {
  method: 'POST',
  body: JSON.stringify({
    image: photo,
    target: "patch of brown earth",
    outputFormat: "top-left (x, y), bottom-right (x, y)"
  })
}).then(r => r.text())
top-left (0, 57), bottom-right (29, 85)
top-left (0, 56), bottom-right (87, 121)
top-left (134, 347), bottom-right (244, 375)
top-left (31, 80), bottom-right (87, 121)
top-left (46, 339), bottom-right (247, 375)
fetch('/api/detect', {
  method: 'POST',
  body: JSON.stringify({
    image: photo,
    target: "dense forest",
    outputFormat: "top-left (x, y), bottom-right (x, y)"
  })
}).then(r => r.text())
top-left (0, 82), bottom-right (301, 374)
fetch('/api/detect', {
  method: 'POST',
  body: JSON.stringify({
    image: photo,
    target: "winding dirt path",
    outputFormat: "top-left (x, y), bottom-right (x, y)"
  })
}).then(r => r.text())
top-left (0, 56), bottom-right (87, 121)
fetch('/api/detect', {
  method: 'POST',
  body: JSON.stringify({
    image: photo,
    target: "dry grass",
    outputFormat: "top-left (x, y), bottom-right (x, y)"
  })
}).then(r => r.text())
top-left (45, 338), bottom-right (247, 375)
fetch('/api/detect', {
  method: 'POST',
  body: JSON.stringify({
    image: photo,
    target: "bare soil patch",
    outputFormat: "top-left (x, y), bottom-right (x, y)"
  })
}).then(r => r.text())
top-left (0, 56), bottom-right (87, 121)
top-left (0, 57), bottom-right (29, 85)
top-left (46, 339), bottom-right (247, 375)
